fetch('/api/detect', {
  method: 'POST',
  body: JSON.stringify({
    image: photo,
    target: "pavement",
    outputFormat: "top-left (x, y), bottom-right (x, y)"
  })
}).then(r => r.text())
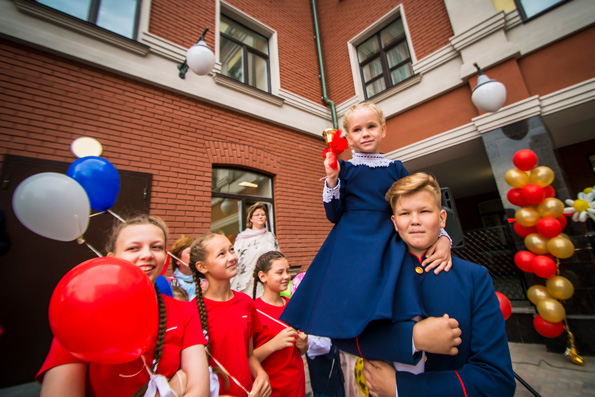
top-left (0, 342), bottom-right (593, 396)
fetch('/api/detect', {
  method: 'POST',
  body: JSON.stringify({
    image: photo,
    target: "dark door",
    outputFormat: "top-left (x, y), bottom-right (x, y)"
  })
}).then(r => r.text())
top-left (0, 155), bottom-right (151, 387)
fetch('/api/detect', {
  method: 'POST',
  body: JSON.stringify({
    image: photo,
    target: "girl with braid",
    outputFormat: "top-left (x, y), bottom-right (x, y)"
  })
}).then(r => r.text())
top-left (37, 214), bottom-right (210, 397)
top-left (252, 251), bottom-right (308, 397)
top-left (189, 232), bottom-right (271, 397)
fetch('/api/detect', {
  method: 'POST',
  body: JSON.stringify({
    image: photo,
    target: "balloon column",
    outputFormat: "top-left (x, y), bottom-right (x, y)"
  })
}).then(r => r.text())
top-left (506, 149), bottom-right (584, 365)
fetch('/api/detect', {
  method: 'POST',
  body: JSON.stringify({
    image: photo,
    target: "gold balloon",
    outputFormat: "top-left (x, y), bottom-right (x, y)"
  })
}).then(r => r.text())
top-left (546, 276), bottom-right (574, 300)
top-left (537, 198), bottom-right (565, 218)
top-left (537, 298), bottom-right (566, 323)
top-left (529, 166), bottom-right (555, 187)
top-left (505, 168), bottom-right (530, 188)
top-left (527, 285), bottom-right (552, 305)
top-left (515, 206), bottom-right (541, 227)
top-left (547, 236), bottom-right (575, 259)
top-left (524, 233), bottom-right (550, 255)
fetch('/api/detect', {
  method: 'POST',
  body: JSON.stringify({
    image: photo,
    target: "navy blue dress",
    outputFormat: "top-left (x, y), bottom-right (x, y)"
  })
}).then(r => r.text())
top-left (280, 153), bottom-right (425, 338)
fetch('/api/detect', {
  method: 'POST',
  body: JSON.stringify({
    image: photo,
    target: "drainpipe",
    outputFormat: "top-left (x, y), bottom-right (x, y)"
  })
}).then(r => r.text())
top-left (311, 0), bottom-right (338, 129)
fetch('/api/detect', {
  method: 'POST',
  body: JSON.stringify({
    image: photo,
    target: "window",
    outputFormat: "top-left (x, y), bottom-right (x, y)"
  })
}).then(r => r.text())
top-left (219, 15), bottom-right (270, 92)
top-left (211, 168), bottom-right (274, 243)
top-left (514, 0), bottom-right (569, 21)
top-left (35, 0), bottom-right (140, 39)
top-left (357, 18), bottom-right (413, 99)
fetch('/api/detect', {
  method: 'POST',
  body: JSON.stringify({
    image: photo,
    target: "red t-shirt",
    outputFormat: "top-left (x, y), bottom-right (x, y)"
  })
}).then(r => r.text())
top-left (37, 295), bottom-right (206, 397)
top-left (253, 297), bottom-right (306, 397)
top-left (202, 291), bottom-right (262, 397)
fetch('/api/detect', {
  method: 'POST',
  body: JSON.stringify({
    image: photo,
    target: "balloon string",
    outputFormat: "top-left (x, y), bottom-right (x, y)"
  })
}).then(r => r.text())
top-left (168, 252), bottom-right (187, 267)
top-left (89, 212), bottom-right (104, 218)
top-left (256, 309), bottom-right (290, 329)
top-left (207, 351), bottom-right (250, 395)
top-left (108, 209), bottom-right (125, 223)
top-left (76, 237), bottom-right (103, 257)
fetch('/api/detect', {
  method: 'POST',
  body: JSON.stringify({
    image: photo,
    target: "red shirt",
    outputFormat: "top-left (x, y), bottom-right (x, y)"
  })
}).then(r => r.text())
top-left (254, 297), bottom-right (306, 397)
top-left (36, 295), bottom-right (206, 397)
top-left (202, 292), bottom-right (262, 397)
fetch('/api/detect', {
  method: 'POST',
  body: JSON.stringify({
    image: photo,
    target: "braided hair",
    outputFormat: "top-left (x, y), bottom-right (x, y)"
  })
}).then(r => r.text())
top-left (252, 251), bottom-right (287, 300)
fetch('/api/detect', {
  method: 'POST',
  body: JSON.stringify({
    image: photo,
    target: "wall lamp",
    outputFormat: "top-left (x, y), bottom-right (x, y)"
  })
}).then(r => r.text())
top-left (471, 63), bottom-right (507, 113)
top-left (178, 28), bottom-right (216, 79)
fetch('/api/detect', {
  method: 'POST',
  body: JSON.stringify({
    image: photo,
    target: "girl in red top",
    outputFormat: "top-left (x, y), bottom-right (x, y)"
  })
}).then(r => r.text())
top-left (37, 214), bottom-right (210, 397)
top-left (252, 251), bottom-right (308, 397)
top-left (189, 232), bottom-right (271, 397)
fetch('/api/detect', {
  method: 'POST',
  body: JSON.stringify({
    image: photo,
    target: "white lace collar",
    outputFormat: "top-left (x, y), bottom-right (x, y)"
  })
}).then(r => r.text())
top-left (348, 152), bottom-right (392, 168)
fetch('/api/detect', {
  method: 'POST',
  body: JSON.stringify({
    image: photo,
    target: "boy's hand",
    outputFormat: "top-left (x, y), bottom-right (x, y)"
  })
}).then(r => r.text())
top-left (363, 360), bottom-right (397, 397)
top-left (412, 314), bottom-right (461, 355)
top-left (295, 331), bottom-right (309, 354)
top-left (324, 152), bottom-right (340, 188)
top-left (423, 235), bottom-right (452, 274)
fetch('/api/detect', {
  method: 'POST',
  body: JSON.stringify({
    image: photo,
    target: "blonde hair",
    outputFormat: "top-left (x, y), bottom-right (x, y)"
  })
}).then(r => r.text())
top-left (246, 202), bottom-right (268, 229)
top-left (385, 172), bottom-right (442, 213)
top-left (341, 102), bottom-right (386, 132)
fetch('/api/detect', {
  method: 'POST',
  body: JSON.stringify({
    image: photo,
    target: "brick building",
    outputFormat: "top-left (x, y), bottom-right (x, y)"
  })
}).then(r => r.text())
top-left (0, 0), bottom-right (594, 387)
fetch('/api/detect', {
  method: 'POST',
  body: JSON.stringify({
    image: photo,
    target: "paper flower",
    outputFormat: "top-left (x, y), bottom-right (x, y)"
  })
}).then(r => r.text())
top-left (564, 187), bottom-right (595, 222)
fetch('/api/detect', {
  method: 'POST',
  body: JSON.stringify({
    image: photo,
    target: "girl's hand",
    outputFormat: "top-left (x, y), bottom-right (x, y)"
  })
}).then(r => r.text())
top-left (324, 152), bottom-right (340, 188)
top-left (295, 331), bottom-right (308, 355)
top-left (249, 371), bottom-right (271, 397)
top-left (271, 327), bottom-right (298, 352)
top-left (422, 235), bottom-right (452, 274)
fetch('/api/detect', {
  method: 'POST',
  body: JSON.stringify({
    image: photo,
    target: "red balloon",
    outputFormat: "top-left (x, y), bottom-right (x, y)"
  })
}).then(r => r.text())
top-left (557, 215), bottom-right (568, 230)
top-left (521, 184), bottom-right (545, 205)
top-left (543, 185), bottom-right (555, 198)
top-left (507, 188), bottom-right (528, 206)
top-left (536, 217), bottom-right (562, 238)
top-left (49, 257), bottom-right (158, 364)
top-left (514, 223), bottom-right (537, 238)
top-left (513, 149), bottom-right (538, 171)
top-left (533, 315), bottom-right (565, 338)
top-left (514, 251), bottom-right (535, 273)
top-left (496, 292), bottom-right (512, 320)
top-left (532, 255), bottom-right (557, 279)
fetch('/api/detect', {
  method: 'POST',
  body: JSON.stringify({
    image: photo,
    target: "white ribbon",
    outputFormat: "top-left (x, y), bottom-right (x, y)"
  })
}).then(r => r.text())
top-left (209, 366), bottom-right (220, 397)
top-left (145, 373), bottom-right (173, 397)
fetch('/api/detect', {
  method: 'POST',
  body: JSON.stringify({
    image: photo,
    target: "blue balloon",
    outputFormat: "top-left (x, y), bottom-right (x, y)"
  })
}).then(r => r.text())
top-left (67, 156), bottom-right (120, 211)
top-left (155, 275), bottom-right (173, 297)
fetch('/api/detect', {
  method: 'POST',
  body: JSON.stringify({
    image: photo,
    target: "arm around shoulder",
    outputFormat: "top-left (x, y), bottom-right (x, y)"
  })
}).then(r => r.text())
top-left (40, 363), bottom-right (87, 397)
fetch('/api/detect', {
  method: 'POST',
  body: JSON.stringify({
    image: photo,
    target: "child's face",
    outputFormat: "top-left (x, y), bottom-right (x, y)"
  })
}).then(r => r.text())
top-left (109, 224), bottom-right (167, 283)
top-left (259, 258), bottom-right (290, 294)
top-left (391, 190), bottom-right (446, 258)
top-left (345, 107), bottom-right (386, 154)
top-left (196, 234), bottom-right (238, 281)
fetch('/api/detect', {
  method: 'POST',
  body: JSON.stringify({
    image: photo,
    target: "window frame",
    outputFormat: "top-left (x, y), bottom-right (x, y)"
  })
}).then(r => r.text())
top-left (219, 14), bottom-right (271, 93)
top-left (513, 0), bottom-right (570, 22)
top-left (356, 17), bottom-right (414, 99)
top-left (347, 5), bottom-right (418, 102)
top-left (211, 167), bottom-right (276, 236)
top-left (34, 0), bottom-right (142, 40)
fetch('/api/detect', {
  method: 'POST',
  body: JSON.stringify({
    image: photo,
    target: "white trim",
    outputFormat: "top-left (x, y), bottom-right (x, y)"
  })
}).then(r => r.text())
top-left (140, 31), bottom-right (187, 62)
top-left (412, 44), bottom-right (459, 75)
top-left (278, 89), bottom-right (330, 118)
top-left (540, 78), bottom-right (595, 116)
top-left (385, 123), bottom-right (479, 162)
top-left (472, 96), bottom-right (541, 133)
top-left (450, 11), bottom-right (506, 51)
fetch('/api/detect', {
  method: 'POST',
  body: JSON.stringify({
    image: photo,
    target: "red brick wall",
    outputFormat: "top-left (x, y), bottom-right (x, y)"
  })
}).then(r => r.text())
top-left (0, 39), bottom-right (332, 269)
top-left (314, 0), bottom-right (454, 103)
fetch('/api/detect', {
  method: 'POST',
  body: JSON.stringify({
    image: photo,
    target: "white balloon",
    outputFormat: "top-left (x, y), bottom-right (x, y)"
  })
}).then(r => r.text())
top-left (71, 137), bottom-right (102, 158)
top-left (12, 173), bottom-right (90, 242)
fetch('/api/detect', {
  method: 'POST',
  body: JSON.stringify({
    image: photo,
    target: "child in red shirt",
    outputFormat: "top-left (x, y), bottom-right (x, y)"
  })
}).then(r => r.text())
top-left (252, 252), bottom-right (308, 397)
top-left (36, 214), bottom-right (210, 397)
top-left (189, 232), bottom-right (271, 397)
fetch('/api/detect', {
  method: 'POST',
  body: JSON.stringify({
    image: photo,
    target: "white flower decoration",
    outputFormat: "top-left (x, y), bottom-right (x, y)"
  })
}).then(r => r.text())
top-left (564, 187), bottom-right (595, 222)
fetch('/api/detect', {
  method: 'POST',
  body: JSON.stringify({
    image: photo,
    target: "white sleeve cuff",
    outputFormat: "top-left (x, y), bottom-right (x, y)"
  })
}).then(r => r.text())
top-left (322, 179), bottom-right (341, 203)
top-left (439, 227), bottom-right (452, 247)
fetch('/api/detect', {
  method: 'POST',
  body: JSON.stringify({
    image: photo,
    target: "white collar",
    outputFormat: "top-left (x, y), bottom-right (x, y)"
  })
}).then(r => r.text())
top-left (348, 152), bottom-right (392, 168)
